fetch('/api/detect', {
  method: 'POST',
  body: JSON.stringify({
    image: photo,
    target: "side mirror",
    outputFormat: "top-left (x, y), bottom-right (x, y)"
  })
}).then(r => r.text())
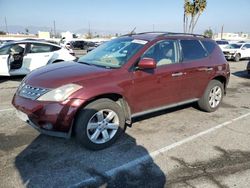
top-left (138, 58), bottom-right (156, 70)
top-left (242, 47), bottom-right (246, 50)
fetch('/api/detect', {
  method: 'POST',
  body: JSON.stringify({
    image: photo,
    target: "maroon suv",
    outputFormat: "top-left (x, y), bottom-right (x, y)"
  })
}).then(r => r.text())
top-left (12, 32), bottom-right (230, 150)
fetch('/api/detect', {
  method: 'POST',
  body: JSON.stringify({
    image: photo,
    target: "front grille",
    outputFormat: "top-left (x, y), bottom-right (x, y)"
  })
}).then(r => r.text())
top-left (19, 84), bottom-right (49, 100)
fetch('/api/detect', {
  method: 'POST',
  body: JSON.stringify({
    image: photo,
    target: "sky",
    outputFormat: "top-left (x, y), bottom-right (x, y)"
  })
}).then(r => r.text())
top-left (0, 0), bottom-right (250, 34)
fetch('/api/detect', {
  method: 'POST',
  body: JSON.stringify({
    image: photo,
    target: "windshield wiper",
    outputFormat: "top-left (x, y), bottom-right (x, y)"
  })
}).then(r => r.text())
top-left (78, 61), bottom-right (92, 66)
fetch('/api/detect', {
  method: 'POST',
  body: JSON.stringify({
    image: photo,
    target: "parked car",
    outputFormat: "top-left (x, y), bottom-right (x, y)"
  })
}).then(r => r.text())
top-left (222, 43), bottom-right (250, 61)
top-left (13, 32), bottom-right (230, 150)
top-left (86, 41), bottom-right (104, 53)
top-left (0, 40), bottom-right (76, 76)
top-left (247, 60), bottom-right (250, 74)
top-left (215, 40), bottom-right (229, 49)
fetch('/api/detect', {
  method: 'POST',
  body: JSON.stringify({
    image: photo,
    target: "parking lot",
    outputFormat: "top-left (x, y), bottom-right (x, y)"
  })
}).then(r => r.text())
top-left (0, 60), bottom-right (249, 187)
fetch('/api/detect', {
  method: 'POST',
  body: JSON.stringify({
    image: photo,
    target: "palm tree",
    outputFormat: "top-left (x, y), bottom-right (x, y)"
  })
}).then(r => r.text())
top-left (183, 0), bottom-right (207, 33)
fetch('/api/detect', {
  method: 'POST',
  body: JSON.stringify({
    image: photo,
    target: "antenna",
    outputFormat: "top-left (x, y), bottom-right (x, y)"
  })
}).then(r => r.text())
top-left (130, 27), bottom-right (136, 34)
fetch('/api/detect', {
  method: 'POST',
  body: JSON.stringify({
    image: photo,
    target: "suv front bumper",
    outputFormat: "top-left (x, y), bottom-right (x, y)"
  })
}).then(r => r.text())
top-left (12, 94), bottom-right (85, 138)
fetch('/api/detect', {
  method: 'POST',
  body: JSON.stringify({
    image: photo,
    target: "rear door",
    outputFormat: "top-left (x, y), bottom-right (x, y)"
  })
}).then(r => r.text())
top-left (178, 39), bottom-right (215, 100)
top-left (23, 43), bottom-right (54, 71)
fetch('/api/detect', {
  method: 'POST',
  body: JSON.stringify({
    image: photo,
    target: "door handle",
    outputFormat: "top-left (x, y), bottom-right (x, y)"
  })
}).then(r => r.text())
top-left (172, 72), bottom-right (184, 77)
top-left (198, 67), bottom-right (214, 72)
top-left (44, 55), bottom-right (50, 57)
top-left (206, 67), bottom-right (213, 71)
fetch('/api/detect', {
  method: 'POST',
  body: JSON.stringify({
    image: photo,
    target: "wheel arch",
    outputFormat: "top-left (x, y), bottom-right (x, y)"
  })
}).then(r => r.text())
top-left (71, 93), bottom-right (132, 136)
top-left (211, 75), bottom-right (227, 94)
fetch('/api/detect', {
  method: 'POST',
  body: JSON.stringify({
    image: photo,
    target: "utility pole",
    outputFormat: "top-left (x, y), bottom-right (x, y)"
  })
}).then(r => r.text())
top-left (221, 25), bottom-right (224, 40)
top-left (53, 20), bottom-right (56, 38)
top-left (4, 17), bottom-right (8, 33)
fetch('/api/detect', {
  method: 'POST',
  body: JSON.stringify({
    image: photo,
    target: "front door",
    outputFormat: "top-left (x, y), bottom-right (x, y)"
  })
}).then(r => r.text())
top-left (130, 40), bottom-right (184, 114)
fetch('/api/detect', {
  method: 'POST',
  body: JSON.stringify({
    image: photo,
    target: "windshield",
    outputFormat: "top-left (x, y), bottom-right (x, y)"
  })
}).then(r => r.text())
top-left (78, 37), bottom-right (147, 68)
top-left (225, 44), bottom-right (242, 49)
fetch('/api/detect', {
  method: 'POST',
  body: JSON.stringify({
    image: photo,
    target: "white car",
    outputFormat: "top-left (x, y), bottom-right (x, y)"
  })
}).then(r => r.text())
top-left (222, 43), bottom-right (250, 62)
top-left (0, 40), bottom-right (76, 76)
top-left (215, 40), bottom-right (229, 50)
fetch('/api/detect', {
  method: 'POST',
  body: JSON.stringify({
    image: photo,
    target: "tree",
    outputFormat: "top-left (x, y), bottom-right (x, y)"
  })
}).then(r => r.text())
top-left (204, 28), bottom-right (213, 38)
top-left (0, 31), bottom-right (6, 35)
top-left (25, 28), bottom-right (29, 35)
top-left (183, 0), bottom-right (207, 33)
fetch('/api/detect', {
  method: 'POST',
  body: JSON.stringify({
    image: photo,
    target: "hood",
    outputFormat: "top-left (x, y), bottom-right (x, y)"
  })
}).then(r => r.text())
top-left (25, 61), bottom-right (111, 88)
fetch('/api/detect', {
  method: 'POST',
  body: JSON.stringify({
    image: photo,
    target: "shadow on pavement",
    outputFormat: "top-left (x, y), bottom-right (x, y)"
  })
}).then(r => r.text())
top-left (15, 133), bottom-right (166, 187)
top-left (232, 71), bottom-right (250, 79)
top-left (0, 75), bottom-right (25, 84)
top-left (167, 146), bottom-right (250, 188)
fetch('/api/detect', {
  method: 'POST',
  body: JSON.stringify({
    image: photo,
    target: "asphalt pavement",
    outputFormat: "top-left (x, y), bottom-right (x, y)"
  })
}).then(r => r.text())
top-left (0, 60), bottom-right (250, 188)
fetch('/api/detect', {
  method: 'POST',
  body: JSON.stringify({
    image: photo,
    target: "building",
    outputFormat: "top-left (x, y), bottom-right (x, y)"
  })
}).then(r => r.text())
top-left (38, 31), bottom-right (50, 39)
top-left (214, 32), bottom-right (250, 41)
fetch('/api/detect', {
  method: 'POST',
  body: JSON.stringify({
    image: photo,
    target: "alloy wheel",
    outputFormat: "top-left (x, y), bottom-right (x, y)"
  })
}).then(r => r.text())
top-left (86, 109), bottom-right (119, 144)
top-left (208, 86), bottom-right (222, 108)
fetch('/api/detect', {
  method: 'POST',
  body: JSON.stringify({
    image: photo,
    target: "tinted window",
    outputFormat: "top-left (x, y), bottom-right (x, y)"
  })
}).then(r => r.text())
top-left (143, 40), bottom-right (179, 66)
top-left (180, 40), bottom-right (207, 61)
top-left (216, 40), bottom-right (229, 45)
top-left (202, 41), bottom-right (216, 54)
top-left (30, 43), bottom-right (53, 53)
top-left (243, 44), bottom-right (250, 48)
top-left (52, 46), bottom-right (61, 51)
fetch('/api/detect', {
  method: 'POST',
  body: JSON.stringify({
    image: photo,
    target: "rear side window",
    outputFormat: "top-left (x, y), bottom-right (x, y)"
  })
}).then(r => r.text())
top-left (180, 40), bottom-right (207, 61)
top-left (52, 46), bottom-right (61, 51)
top-left (30, 43), bottom-right (53, 53)
top-left (202, 40), bottom-right (216, 54)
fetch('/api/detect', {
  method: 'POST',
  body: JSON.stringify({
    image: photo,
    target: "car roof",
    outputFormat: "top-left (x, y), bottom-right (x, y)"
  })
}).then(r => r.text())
top-left (2, 40), bottom-right (61, 47)
top-left (124, 32), bottom-right (209, 42)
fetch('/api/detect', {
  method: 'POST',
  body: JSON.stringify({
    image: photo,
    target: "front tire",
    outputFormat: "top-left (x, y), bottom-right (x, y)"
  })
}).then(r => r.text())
top-left (74, 98), bottom-right (125, 150)
top-left (198, 80), bottom-right (224, 112)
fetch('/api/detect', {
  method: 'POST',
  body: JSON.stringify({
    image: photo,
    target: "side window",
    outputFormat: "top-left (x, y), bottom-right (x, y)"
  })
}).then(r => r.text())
top-left (9, 44), bottom-right (26, 54)
top-left (201, 40), bottom-right (216, 55)
top-left (180, 40), bottom-right (207, 61)
top-left (29, 43), bottom-right (53, 53)
top-left (52, 46), bottom-right (61, 51)
top-left (244, 44), bottom-right (250, 49)
top-left (142, 40), bottom-right (179, 66)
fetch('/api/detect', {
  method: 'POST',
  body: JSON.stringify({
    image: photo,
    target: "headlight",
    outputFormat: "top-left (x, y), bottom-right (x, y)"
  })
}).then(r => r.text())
top-left (37, 84), bottom-right (82, 102)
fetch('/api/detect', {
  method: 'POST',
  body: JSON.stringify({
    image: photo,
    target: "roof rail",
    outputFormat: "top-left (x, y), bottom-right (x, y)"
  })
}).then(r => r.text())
top-left (121, 31), bottom-right (208, 38)
top-left (163, 32), bottom-right (208, 38)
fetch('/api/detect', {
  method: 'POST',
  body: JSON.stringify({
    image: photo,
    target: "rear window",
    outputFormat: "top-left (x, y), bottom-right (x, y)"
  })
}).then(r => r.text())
top-left (180, 40), bottom-right (207, 61)
top-left (202, 40), bottom-right (216, 54)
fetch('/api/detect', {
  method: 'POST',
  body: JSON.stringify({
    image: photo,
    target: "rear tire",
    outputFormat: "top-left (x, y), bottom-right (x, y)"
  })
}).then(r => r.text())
top-left (198, 80), bottom-right (224, 112)
top-left (74, 98), bottom-right (125, 150)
